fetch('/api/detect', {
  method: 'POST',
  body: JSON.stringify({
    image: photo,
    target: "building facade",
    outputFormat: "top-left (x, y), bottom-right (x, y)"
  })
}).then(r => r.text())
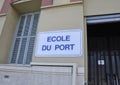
top-left (0, 0), bottom-right (120, 85)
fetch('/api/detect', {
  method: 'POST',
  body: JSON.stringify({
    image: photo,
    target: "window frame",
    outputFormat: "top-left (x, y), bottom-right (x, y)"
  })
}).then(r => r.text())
top-left (9, 12), bottom-right (39, 65)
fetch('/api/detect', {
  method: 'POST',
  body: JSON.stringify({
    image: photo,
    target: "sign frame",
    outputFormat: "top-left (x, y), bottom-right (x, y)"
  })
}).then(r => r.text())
top-left (35, 29), bottom-right (83, 57)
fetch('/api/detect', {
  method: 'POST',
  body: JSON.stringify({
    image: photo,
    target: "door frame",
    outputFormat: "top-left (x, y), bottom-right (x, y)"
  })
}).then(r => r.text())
top-left (86, 13), bottom-right (120, 85)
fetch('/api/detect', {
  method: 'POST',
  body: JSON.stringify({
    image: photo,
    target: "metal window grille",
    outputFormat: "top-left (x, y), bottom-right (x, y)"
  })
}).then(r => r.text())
top-left (9, 12), bottom-right (39, 65)
top-left (88, 37), bottom-right (120, 85)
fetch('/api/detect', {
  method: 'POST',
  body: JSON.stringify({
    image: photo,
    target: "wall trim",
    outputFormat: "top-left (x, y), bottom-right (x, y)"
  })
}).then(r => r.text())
top-left (41, 1), bottom-right (82, 9)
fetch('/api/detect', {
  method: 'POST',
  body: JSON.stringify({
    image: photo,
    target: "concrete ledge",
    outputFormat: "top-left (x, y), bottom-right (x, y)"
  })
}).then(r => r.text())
top-left (0, 63), bottom-right (73, 74)
top-left (13, 0), bottom-right (31, 4)
top-left (0, 13), bottom-right (7, 17)
top-left (12, 0), bottom-right (41, 14)
top-left (0, 64), bottom-right (31, 73)
top-left (0, 63), bottom-right (85, 85)
top-left (32, 66), bottom-right (72, 73)
top-left (0, 64), bottom-right (84, 74)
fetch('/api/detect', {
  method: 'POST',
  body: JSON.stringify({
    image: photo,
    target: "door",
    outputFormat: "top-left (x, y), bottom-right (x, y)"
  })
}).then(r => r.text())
top-left (88, 36), bottom-right (120, 85)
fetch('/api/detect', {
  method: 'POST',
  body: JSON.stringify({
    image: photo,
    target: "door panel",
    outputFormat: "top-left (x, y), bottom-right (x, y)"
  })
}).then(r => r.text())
top-left (88, 37), bottom-right (120, 85)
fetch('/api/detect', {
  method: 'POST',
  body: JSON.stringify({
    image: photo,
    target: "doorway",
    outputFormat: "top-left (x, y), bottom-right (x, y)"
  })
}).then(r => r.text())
top-left (87, 21), bottom-right (120, 85)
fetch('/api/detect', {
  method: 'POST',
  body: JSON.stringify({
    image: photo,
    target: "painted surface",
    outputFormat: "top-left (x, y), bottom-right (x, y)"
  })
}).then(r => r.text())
top-left (0, 66), bottom-right (72, 85)
top-left (0, 5), bottom-right (19, 64)
top-left (36, 29), bottom-right (83, 57)
top-left (0, 0), bottom-right (120, 84)
top-left (41, 0), bottom-right (53, 6)
top-left (0, 0), bottom-right (41, 64)
top-left (12, 0), bottom-right (41, 14)
top-left (84, 0), bottom-right (120, 16)
top-left (0, 16), bottom-right (6, 36)
top-left (0, 65), bottom-right (84, 85)
top-left (33, 3), bottom-right (84, 67)
top-left (38, 5), bottom-right (84, 31)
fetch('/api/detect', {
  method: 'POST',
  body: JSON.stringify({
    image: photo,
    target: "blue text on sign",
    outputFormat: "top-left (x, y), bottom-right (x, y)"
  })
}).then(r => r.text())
top-left (42, 44), bottom-right (75, 51)
top-left (55, 44), bottom-right (75, 50)
top-left (47, 35), bottom-right (70, 42)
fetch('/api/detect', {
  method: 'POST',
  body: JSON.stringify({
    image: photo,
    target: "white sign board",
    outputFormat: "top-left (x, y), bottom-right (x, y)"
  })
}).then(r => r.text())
top-left (35, 29), bottom-right (83, 57)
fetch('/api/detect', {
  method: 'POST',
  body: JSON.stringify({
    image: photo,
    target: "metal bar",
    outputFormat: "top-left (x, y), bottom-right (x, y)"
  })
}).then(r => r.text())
top-left (23, 14), bottom-right (34, 65)
top-left (16, 15), bottom-right (27, 64)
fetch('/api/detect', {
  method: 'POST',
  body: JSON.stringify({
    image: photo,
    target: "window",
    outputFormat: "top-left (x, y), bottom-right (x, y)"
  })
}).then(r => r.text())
top-left (9, 12), bottom-right (39, 65)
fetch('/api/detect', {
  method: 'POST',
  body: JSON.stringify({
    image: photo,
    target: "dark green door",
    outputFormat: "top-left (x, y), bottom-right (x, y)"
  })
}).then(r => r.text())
top-left (88, 36), bottom-right (120, 85)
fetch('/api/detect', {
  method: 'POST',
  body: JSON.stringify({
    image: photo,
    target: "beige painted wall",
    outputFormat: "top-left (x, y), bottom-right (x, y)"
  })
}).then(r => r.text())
top-left (12, 0), bottom-right (41, 14)
top-left (38, 4), bottom-right (83, 31)
top-left (33, 3), bottom-right (85, 67)
top-left (0, 15), bottom-right (6, 36)
top-left (84, 0), bottom-right (120, 16)
top-left (82, 17), bottom-right (87, 83)
top-left (0, 6), bottom-right (19, 64)
top-left (0, 0), bottom-right (6, 36)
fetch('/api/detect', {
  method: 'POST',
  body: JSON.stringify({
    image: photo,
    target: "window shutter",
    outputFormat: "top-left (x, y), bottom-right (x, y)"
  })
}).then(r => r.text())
top-left (10, 12), bottom-right (39, 65)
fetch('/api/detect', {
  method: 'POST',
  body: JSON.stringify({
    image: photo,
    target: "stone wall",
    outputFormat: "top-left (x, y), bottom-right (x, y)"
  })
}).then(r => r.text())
top-left (0, 64), bottom-right (84, 85)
